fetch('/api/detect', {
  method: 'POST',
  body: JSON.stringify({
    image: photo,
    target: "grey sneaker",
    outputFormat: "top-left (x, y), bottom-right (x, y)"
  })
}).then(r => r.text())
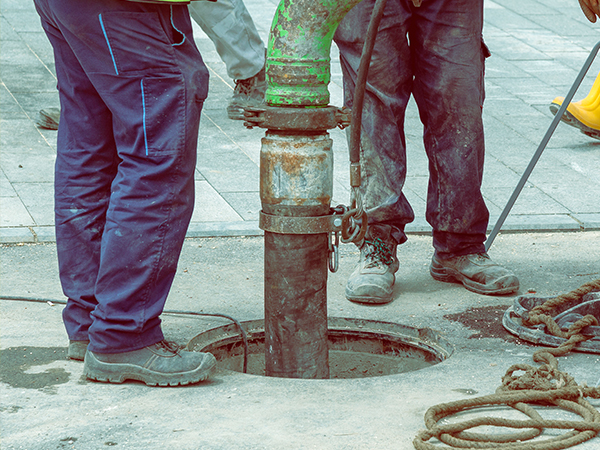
top-left (84, 340), bottom-right (216, 387)
top-left (68, 340), bottom-right (89, 361)
top-left (345, 237), bottom-right (399, 304)
top-left (430, 252), bottom-right (519, 295)
top-left (227, 66), bottom-right (266, 120)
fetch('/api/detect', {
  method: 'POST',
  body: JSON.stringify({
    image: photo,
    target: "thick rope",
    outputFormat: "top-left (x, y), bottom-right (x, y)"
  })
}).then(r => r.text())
top-left (413, 279), bottom-right (600, 450)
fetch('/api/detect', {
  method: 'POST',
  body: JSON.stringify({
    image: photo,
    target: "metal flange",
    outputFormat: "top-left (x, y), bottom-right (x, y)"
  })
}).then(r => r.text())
top-left (244, 105), bottom-right (351, 131)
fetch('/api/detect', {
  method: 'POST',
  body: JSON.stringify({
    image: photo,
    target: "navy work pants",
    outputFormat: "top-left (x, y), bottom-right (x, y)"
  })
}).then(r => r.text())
top-left (34, 0), bottom-right (209, 353)
top-left (334, 0), bottom-right (490, 258)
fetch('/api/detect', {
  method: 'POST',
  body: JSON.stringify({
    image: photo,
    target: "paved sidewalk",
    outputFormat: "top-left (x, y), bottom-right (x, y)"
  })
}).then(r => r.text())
top-left (1, 0), bottom-right (600, 245)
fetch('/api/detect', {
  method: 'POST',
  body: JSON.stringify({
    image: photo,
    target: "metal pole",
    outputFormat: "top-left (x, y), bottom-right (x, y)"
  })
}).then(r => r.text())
top-left (261, 132), bottom-right (333, 379)
top-left (257, 0), bottom-right (366, 379)
top-left (485, 40), bottom-right (600, 251)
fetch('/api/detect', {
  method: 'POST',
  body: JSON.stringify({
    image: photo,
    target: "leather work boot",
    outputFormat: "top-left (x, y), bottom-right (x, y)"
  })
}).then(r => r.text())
top-left (345, 226), bottom-right (399, 304)
top-left (430, 252), bottom-right (519, 295)
top-left (227, 65), bottom-right (266, 120)
top-left (68, 340), bottom-right (90, 361)
top-left (84, 340), bottom-right (216, 387)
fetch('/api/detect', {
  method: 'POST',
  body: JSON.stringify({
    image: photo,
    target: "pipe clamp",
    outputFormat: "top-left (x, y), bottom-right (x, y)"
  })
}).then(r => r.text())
top-left (259, 211), bottom-right (343, 234)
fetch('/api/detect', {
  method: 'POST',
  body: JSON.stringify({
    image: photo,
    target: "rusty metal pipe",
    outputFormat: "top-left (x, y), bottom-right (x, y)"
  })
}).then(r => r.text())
top-left (260, 0), bottom-right (366, 379)
top-left (261, 131), bottom-right (333, 379)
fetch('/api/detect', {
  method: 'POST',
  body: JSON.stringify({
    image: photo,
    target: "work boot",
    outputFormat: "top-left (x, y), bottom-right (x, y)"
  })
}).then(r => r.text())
top-left (227, 65), bottom-right (266, 120)
top-left (84, 340), bottom-right (216, 387)
top-left (345, 226), bottom-right (399, 304)
top-left (549, 72), bottom-right (600, 139)
top-left (68, 340), bottom-right (89, 361)
top-left (430, 252), bottom-right (519, 296)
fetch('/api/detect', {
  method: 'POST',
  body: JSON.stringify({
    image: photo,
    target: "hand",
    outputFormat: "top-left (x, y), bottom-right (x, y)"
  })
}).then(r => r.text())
top-left (579, 0), bottom-right (600, 23)
top-left (411, 0), bottom-right (422, 6)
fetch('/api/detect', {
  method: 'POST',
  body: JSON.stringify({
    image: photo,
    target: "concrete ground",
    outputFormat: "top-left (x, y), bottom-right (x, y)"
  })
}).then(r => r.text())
top-left (2, 0), bottom-right (600, 449)
top-left (1, 232), bottom-right (600, 449)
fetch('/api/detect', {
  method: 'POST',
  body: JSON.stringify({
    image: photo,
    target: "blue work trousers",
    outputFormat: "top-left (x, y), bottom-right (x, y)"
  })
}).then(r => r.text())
top-left (334, 0), bottom-right (489, 258)
top-left (34, 0), bottom-right (209, 353)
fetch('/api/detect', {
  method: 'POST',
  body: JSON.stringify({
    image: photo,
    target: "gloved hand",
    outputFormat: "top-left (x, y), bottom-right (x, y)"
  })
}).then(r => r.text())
top-left (579, 0), bottom-right (600, 22)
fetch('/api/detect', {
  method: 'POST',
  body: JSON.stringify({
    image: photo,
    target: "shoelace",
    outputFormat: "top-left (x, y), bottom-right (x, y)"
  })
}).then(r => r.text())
top-left (364, 238), bottom-right (394, 267)
top-left (234, 77), bottom-right (257, 95)
top-left (155, 340), bottom-right (181, 356)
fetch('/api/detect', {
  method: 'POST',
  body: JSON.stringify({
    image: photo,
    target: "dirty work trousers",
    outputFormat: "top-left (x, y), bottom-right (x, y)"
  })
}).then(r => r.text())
top-left (188, 0), bottom-right (265, 80)
top-left (34, 0), bottom-right (209, 353)
top-left (334, 0), bottom-right (489, 259)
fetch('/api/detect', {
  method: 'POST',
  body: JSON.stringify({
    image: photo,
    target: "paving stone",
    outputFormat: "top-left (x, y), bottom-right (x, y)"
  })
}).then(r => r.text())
top-left (186, 220), bottom-right (262, 238)
top-left (484, 184), bottom-right (572, 215)
top-left (0, 16), bottom-right (20, 41)
top-left (491, 0), bottom-right (559, 16)
top-left (572, 213), bottom-right (600, 230)
top-left (32, 225), bottom-right (55, 243)
top-left (0, 226), bottom-right (34, 243)
top-left (0, 171), bottom-right (16, 197)
top-left (219, 192), bottom-right (261, 221)
top-left (0, 148), bottom-right (56, 184)
top-left (490, 213), bottom-right (582, 231)
top-left (0, 196), bottom-right (35, 227)
top-left (190, 180), bottom-right (243, 224)
top-left (1, 0), bottom-right (599, 245)
top-left (197, 149), bottom-right (259, 193)
top-left (12, 182), bottom-right (54, 226)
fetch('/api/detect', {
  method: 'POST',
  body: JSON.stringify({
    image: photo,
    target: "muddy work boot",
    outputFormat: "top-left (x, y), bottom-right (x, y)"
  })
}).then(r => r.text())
top-left (68, 340), bottom-right (90, 361)
top-left (430, 252), bottom-right (519, 295)
top-left (346, 229), bottom-right (399, 304)
top-left (84, 340), bottom-right (216, 387)
top-left (227, 66), bottom-right (266, 120)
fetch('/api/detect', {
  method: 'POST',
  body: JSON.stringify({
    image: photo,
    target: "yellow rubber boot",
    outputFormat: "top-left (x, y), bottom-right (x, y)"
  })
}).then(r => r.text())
top-left (550, 71), bottom-right (600, 139)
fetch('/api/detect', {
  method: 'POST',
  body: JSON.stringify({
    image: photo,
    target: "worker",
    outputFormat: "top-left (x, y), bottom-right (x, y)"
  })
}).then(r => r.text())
top-left (334, 0), bottom-right (520, 304)
top-left (34, 0), bottom-right (216, 386)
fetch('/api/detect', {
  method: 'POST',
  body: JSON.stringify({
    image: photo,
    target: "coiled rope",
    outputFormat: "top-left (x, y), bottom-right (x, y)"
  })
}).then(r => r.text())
top-left (414, 278), bottom-right (600, 450)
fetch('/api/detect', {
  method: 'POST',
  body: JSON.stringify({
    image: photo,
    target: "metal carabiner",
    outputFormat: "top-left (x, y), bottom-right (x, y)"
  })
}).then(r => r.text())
top-left (328, 231), bottom-right (340, 273)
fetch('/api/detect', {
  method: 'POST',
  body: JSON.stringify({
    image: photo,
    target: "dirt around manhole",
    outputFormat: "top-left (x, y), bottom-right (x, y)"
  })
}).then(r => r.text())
top-left (444, 305), bottom-right (526, 344)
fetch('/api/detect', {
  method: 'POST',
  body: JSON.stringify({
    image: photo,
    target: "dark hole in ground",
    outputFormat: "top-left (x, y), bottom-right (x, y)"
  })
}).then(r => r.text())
top-left (444, 305), bottom-right (526, 345)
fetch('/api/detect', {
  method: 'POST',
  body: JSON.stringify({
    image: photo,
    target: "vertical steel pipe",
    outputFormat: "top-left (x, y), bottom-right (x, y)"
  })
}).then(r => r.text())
top-left (260, 0), bottom-right (364, 379)
top-left (262, 131), bottom-right (332, 379)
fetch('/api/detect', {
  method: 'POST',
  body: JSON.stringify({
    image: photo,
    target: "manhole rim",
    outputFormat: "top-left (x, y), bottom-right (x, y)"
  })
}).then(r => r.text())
top-left (187, 317), bottom-right (454, 379)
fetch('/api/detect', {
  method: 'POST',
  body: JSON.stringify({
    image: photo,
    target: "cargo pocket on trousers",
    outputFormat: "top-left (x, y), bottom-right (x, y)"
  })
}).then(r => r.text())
top-left (140, 74), bottom-right (186, 157)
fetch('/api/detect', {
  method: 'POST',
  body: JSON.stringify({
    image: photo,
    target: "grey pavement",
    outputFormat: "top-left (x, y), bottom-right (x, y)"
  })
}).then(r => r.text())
top-left (2, 231), bottom-right (600, 449)
top-left (2, 1), bottom-right (600, 449)
top-left (2, 0), bottom-right (600, 244)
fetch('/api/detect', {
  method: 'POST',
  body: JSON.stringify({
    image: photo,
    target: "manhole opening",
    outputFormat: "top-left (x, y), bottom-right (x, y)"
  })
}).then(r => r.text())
top-left (188, 317), bottom-right (453, 379)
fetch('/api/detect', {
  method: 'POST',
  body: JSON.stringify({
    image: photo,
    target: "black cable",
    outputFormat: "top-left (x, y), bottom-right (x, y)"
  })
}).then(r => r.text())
top-left (348, 0), bottom-right (388, 165)
top-left (166, 310), bottom-right (249, 374)
top-left (0, 295), bottom-right (249, 374)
